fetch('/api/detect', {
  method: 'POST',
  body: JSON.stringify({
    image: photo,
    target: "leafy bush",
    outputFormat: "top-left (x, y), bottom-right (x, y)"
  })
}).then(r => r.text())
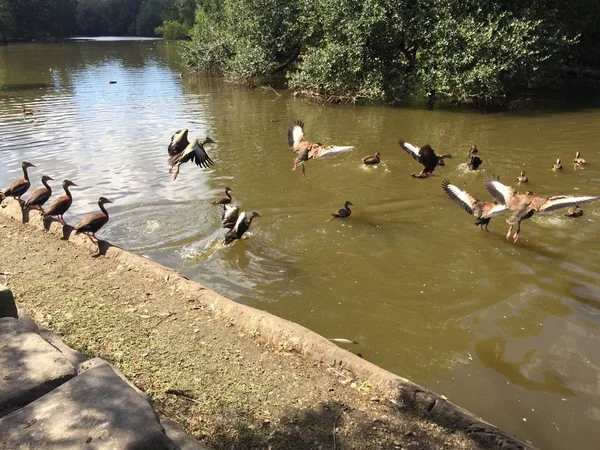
top-left (155, 20), bottom-right (191, 39)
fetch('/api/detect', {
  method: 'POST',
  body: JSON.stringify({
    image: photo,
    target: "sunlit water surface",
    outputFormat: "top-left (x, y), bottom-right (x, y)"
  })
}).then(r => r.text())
top-left (2, 40), bottom-right (600, 449)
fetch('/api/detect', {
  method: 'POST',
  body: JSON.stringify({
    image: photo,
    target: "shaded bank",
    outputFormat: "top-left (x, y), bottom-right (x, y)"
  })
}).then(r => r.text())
top-left (0, 199), bottom-right (533, 449)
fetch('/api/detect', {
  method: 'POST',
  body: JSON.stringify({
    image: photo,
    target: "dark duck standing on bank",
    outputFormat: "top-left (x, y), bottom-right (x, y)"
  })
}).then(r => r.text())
top-left (362, 152), bottom-right (381, 165)
top-left (0, 161), bottom-right (36, 204)
top-left (167, 129), bottom-right (215, 180)
top-left (467, 146), bottom-right (483, 170)
top-left (75, 197), bottom-right (113, 243)
top-left (398, 139), bottom-right (442, 178)
top-left (484, 177), bottom-right (600, 242)
top-left (287, 121), bottom-right (354, 177)
top-left (224, 211), bottom-right (261, 244)
top-left (42, 179), bottom-right (77, 225)
top-left (213, 187), bottom-right (233, 205)
top-left (442, 180), bottom-right (507, 231)
top-left (221, 203), bottom-right (240, 229)
top-left (24, 175), bottom-right (54, 210)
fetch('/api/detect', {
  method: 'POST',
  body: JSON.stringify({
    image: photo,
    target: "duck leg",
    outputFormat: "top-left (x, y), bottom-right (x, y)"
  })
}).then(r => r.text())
top-left (513, 222), bottom-right (522, 243)
top-left (301, 164), bottom-right (306, 177)
top-left (483, 222), bottom-right (491, 232)
top-left (506, 225), bottom-right (513, 240)
top-left (173, 166), bottom-right (181, 180)
top-left (292, 162), bottom-right (297, 172)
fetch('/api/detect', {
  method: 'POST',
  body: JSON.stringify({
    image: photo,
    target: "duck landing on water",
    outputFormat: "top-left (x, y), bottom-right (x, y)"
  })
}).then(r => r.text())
top-left (167, 129), bottom-right (215, 180)
top-left (224, 211), bottom-right (261, 244)
top-left (442, 180), bottom-right (507, 232)
top-left (75, 197), bottom-right (113, 244)
top-left (362, 152), bottom-right (381, 165)
top-left (0, 161), bottom-right (36, 205)
top-left (398, 139), bottom-right (442, 178)
top-left (221, 204), bottom-right (240, 229)
top-left (287, 121), bottom-right (354, 177)
top-left (484, 177), bottom-right (600, 242)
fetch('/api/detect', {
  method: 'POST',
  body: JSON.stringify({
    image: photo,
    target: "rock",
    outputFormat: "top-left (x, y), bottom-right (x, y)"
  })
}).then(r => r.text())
top-left (0, 284), bottom-right (17, 319)
top-left (16, 307), bottom-right (38, 331)
top-left (0, 318), bottom-right (77, 417)
top-left (160, 416), bottom-right (210, 450)
top-left (0, 364), bottom-right (177, 449)
top-left (38, 329), bottom-right (88, 367)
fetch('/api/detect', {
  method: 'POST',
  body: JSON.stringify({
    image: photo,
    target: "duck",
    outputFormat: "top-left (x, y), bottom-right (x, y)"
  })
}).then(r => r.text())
top-left (573, 151), bottom-right (586, 167)
top-left (21, 107), bottom-right (34, 117)
top-left (436, 154), bottom-right (452, 166)
top-left (42, 179), bottom-right (77, 225)
top-left (484, 177), bottom-right (600, 242)
top-left (565, 205), bottom-right (583, 217)
top-left (467, 146), bottom-right (483, 170)
top-left (213, 187), bottom-right (233, 205)
top-left (516, 171), bottom-right (528, 184)
top-left (221, 203), bottom-right (240, 229)
top-left (168, 132), bottom-right (215, 180)
top-left (224, 211), bottom-right (261, 244)
top-left (108, 81), bottom-right (117, 84)
top-left (426, 89), bottom-right (437, 109)
top-left (24, 175), bottom-right (54, 210)
top-left (287, 121), bottom-right (354, 177)
top-left (0, 161), bottom-right (36, 204)
top-left (441, 180), bottom-right (507, 232)
top-left (362, 152), bottom-right (381, 165)
top-left (552, 159), bottom-right (563, 171)
top-left (331, 201), bottom-right (353, 219)
top-left (74, 197), bottom-right (113, 243)
top-left (398, 139), bottom-right (441, 178)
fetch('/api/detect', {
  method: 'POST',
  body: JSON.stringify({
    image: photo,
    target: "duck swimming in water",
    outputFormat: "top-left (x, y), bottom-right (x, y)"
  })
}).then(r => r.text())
top-left (516, 171), bottom-right (528, 184)
top-left (330, 201), bottom-right (353, 219)
top-left (398, 139), bottom-right (442, 178)
top-left (224, 211), bottom-right (261, 244)
top-left (552, 159), bottom-right (563, 172)
top-left (362, 152), bottom-right (381, 165)
top-left (484, 177), bottom-right (600, 242)
top-left (0, 161), bottom-right (36, 204)
top-left (24, 175), bottom-right (54, 211)
top-left (21, 107), bottom-right (34, 117)
top-left (573, 152), bottom-right (586, 167)
top-left (167, 129), bottom-right (215, 180)
top-left (42, 179), bottom-right (77, 225)
top-left (467, 146), bottom-right (483, 170)
top-left (442, 180), bottom-right (507, 232)
top-left (287, 121), bottom-right (354, 177)
top-left (565, 205), bottom-right (583, 217)
top-left (213, 187), bottom-right (233, 205)
top-left (75, 197), bottom-right (113, 243)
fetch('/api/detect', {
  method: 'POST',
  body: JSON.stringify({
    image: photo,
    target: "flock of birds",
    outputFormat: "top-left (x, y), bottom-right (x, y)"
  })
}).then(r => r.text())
top-left (1, 120), bottom-right (599, 249)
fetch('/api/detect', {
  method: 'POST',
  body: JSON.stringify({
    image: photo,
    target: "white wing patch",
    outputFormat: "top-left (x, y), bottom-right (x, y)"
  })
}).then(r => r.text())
top-left (485, 203), bottom-right (508, 217)
top-left (233, 211), bottom-right (246, 233)
top-left (314, 145), bottom-right (355, 159)
top-left (401, 141), bottom-right (420, 157)
top-left (446, 184), bottom-right (477, 209)
top-left (484, 179), bottom-right (515, 204)
top-left (539, 195), bottom-right (600, 213)
top-left (292, 125), bottom-right (304, 146)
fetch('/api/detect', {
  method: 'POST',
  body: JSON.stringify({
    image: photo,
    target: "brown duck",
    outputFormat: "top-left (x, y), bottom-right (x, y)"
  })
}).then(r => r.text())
top-left (484, 177), bottom-right (600, 242)
top-left (0, 161), bottom-right (36, 204)
top-left (167, 129), bottom-right (215, 180)
top-left (42, 179), bottom-right (77, 225)
top-left (573, 152), bottom-right (586, 167)
top-left (75, 197), bottom-right (113, 243)
top-left (552, 159), bottom-right (563, 172)
top-left (24, 175), bottom-right (54, 210)
top-left (442, 180), bottom-right (507, 231)
top-left (398, 139), bottom-right (441, 178)
top-left (213, 187), bottom-right (233, 205)
top-left (565, 206), bottom-right (583, 217)
top-left (287, 121), bottom-right (354, 176)
top-left (362, 152), bottom-right (381, 165)
top-left (224, 211), bottom-right (261, 244)
top-left (516, 171), bottom-right (528, 184)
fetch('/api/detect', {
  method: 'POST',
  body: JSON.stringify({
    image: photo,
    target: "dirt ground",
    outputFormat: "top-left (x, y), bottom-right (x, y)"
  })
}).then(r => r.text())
top-left (0, 211), bottom-right (482, 450)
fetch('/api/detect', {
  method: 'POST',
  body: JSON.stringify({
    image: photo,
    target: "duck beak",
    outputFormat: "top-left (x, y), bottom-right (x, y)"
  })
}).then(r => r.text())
top-left (106, 199), bottom-right (113, 203)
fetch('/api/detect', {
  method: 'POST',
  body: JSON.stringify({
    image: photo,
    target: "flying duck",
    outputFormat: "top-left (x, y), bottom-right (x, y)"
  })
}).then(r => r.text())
top-left (213, 187), bottom-right (233, 205)
top-left (362, 152), bottom-right (381, 165)
top-left (42, 179), bottom-right (77, 225)
top-left (552, 159), bottom-right (563, 172)
top-left (573, 152), bottom-right (586, 167)
top-left (516, 171), bottom-right (528, 184)
top-left (398, 139), bottom-right (441, 178)
top-left (484, 177), bottom-right (600, 242)
top-left (467, 146), bottom-right (483, 170)
top-left (221, 203), bottom-right (240, 229)
top-left (565, 206), bottom-right (583, 217)
top-left (287, 121), bottom-right (354, 176)
top-left (224, 211), bottom-right (261, 244)
top-left (442, 180), bottom-right (507, 231)
top-left (24, 175), bottom-right (54, 210)
top-left (75, 197), bottom-right (113, 243)
top-left (167, 129), bottom-right (214, 179)
top-left (0, 161), bottom-right (36, 204)
top-left (331, 201), bottom-right (353, 219)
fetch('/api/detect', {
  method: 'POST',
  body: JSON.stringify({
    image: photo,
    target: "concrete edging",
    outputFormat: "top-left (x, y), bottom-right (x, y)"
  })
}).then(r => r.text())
top-left (0, 198), bottom-right (535, 450)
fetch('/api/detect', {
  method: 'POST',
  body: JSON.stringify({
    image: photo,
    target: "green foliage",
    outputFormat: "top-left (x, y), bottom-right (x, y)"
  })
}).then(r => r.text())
top-left (154, 20), bottom-right (191, 40)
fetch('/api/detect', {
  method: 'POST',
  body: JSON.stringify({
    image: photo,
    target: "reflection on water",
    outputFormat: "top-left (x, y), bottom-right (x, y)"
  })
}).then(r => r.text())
top-left (2, 41), bottom-right (600, 450)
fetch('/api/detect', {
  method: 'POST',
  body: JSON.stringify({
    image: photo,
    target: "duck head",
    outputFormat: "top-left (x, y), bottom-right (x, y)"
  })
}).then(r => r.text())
top-left (98, 197), bottom-right (113, 205)
top-left (225, 186), bottom-right (232, 193)
top-left (375, 152), bottom-right (381, 157)
top-left (344, 201), bottom-right (353, 209)
top-left (22, 161), bottom-right (36, 169)
top-left (41, 175), bottom-right (54, 183)
top-left (204, 136), bottom-right (215, 144)
top-left (63, 179), bottom-right (78, 188)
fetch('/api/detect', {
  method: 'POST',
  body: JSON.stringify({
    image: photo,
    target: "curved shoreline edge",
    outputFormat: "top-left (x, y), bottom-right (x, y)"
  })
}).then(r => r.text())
top-left (0, 198), bottom-right (534, 450)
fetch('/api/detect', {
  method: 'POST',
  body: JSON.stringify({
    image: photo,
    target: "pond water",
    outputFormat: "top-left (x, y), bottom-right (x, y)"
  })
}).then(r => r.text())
top-left (1, 40), bottom-right (600, 449)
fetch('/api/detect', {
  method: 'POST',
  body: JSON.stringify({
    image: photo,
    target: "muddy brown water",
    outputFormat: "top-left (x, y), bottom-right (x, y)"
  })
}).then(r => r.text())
top-left (2, 39), bottom-right (600, 449)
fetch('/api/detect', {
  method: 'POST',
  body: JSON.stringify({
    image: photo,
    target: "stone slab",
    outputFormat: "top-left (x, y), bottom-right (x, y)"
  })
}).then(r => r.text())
top-left (160, 416), bottom-right (210, 450)
top-left (38, 329), bottom-right (88, 367)
top-left (0, 284), bottom-right (17, 319)
top-left (0, 318), bottom-right (77, 417)
top-left (0, 363), bottom-right (177, 449)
